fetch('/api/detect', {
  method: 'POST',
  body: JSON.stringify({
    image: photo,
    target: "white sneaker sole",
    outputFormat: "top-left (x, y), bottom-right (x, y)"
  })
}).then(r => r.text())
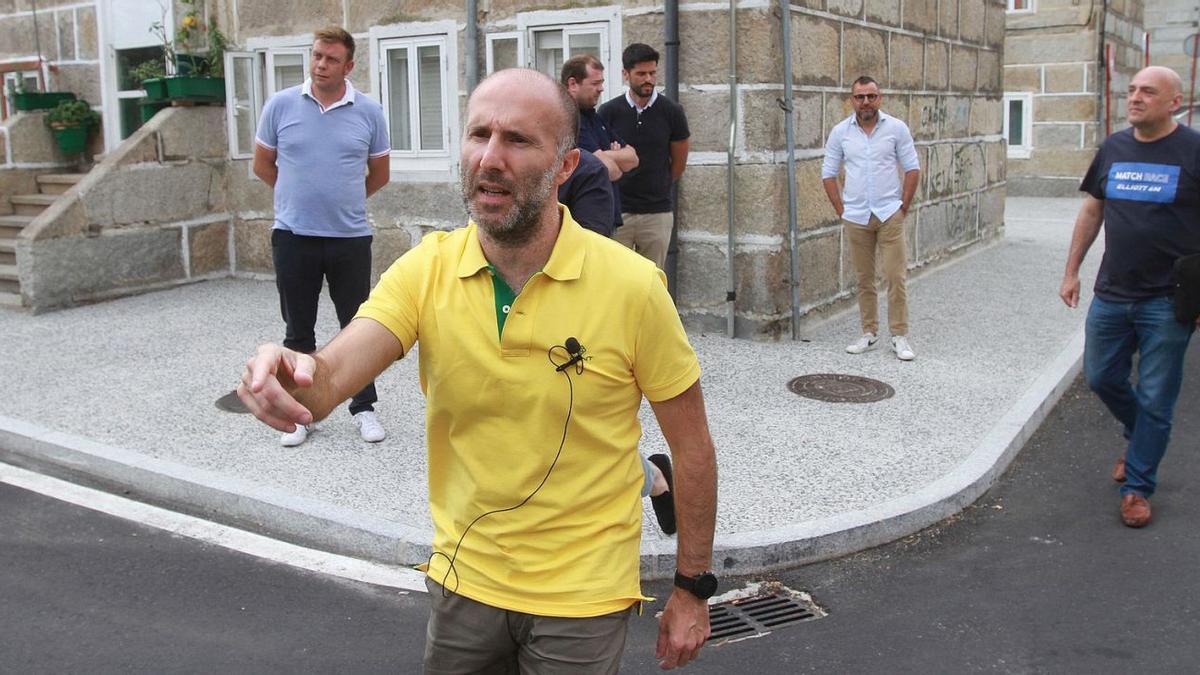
top-left (846, 341), bottom-right (878, 354)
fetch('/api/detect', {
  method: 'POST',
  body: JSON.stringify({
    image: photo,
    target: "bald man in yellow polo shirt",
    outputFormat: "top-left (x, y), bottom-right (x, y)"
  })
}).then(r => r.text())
top-left (238, 68), bottom-right (718, 673)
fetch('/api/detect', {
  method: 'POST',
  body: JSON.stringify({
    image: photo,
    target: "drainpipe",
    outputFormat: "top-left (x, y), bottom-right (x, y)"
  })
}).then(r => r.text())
top-left (725, 0), bottom-right (738, 338)
top-left (779, 0), bottom-right (800, 339)
top-left (664, 0), bottom-right (680, 296)
top-left (465, 0), bottom-right (479, 92)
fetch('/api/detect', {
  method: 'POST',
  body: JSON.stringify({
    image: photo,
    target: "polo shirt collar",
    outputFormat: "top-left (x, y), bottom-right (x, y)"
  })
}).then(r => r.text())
top-left (457, 205), bottom-right (587, 281)
top-left (625, 89), bottom-right (658, 111)
top-left (850, 109), bottom-right (891, 127)
top-left (302, 78), bottom-right (356, 113)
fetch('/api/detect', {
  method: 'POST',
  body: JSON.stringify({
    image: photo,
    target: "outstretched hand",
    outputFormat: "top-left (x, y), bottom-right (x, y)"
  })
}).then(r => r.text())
top-left (236, 343), bottom-right (316, 432)
top-left (656, 590), bottom-right (711, 669)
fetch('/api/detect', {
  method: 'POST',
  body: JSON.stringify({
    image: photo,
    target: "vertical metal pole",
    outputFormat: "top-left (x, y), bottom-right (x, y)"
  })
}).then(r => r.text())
top-left (780, 0), bottom-right (800, 340)
top-left (664, 0), bottom-right (680, 298)
top-left (726, 0), bottom-right (738, 338)
top-left (1144, 32), bottom-right (1150, 67)
top-left (1190, 35), bottom-right (1199, 127)
top-left (31, 0), bottom-right (45, 90)
top-left (1105, 44), bottom-right (1114, 137)
top-left (465, 0), bottom-right (479, 93)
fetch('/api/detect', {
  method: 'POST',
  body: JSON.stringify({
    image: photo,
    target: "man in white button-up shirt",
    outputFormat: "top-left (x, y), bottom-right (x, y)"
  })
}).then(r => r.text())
top-left (822, 76), bottom-right (921, 361)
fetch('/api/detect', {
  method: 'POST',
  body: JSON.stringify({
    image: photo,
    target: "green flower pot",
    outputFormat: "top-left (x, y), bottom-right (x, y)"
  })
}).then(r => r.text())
top-left (141, 78), bottom-right (169, 101)
top-left (14, 91), bottom-right (76, 111)
top-left (164, 76), bottom-right (225, 103)
top-left (50, 124), bottom-right (89, 155)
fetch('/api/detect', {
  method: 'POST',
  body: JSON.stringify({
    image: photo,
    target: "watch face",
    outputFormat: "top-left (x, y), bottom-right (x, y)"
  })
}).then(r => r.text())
top-left (696, 573), bottom-right (719, 599)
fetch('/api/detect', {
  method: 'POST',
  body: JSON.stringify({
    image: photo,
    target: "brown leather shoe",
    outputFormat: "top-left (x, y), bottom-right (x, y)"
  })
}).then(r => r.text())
top-left (1112, 457), bottom-right (1126, 482)
top-left (1120, 493), bottom-right (1152, 528)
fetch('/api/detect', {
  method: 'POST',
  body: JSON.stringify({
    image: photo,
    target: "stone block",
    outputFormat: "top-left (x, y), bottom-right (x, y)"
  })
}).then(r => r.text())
top-left (827, 0), bottom-right (865, 19)
top-left (1023, 147), bottom-right (1095, 178)
top-left (1034, 94), bottom-right (1097, 122)
top-left (925, 143), bottom-right (955, 199)
top-left (795, 158), bottom-right (842, 233)
top-left (791, 13), bottom-right (840, 88)
top-left (76, 5), bottom-right (97, 60)
top-left (236, 0), bottom-right (343, 38)
top-left (25, 228), bottom-right (184, 308)
top-left (234, 218), bottom-right (274, 274)
top-left (915, 195), bottom-right (977, 260)
top-left (843, 25), bottom-right (887, 87)
top-left (796, 228), bottom-right (842, 305)
top-left (939, 0), bottom-right (959, 39)
top-left (977, 183), bottom-right (1006, 238)
top-left (189, 220), bottom-right (230, 276)
top-left (984, 1), bottom-right (1006, 50)
top-left (56, 9), bottom-right (76, 61)
top-left (1044, 63), bottom-right (1086, 93)
top-left (678, 87), bottom-right (729, 153)
top-left (27, 193), bottom-right (89, 241)
top-left (865, 0), bottom-right (902, 26)
top-left (969, 96), bottom-right (1001, 136)
top-left (0, 168), bottom-right (39, 207)
top-left (8, 113), bottom-right (61, 164)
top-left (0, 14), bottom-right (55, 62)
top-left (743, 90), bottom-right (823, 152)
top-left (676, 240), bottom-right (789, 322)
top-left (227, 160), bottom-right (274, 213)
top-left (985, 139), bottom-right (1006, 183)
top-left (925, 40), bottom-right (949, 91)
top-left (889, 34), bottom-right (925, 91)
top-left (1003, 65), bottom-right (1040, 92)
top-left (950, 46), bottom-right (978, 92)
top-left (958, 0), bottom-right (985, 44)
top-left (681, 8), bottom-right (780, 85)
top-left (370, 226), bottom-right (413, 284)
top-left (85, 163), bottom-right (221, 227)
top-left (1083, 122), bottom-right (1101, 148)
top-left (977, 49), bottom-right (1001, 94)
top-left (677, 164), bottom-right (787, 238)
top-left (943, 96), bottom-right (972, 138)
top-left (1005, 31), bottom-right (1095, 65)
top-left (824, 93), bottom-right (853, 141)
top-left (623, 12), bottom-right (665, 61)
top-left (368, 180), bottom-right (465, 226)
top-left (158, 107), bottom-right (227, 160)
top-left (48, 64), bottom-right (102, 109)
top-left (346, 0), bottom-right (464, 32)
top-left (909, 95), bottom-right (940, 141)
top-left (952, 142), bottom-right (987, 194)
top-left (904, 0), bottom-right (938, 33)
top-left (1034, 123), bottom-right (1083, 148)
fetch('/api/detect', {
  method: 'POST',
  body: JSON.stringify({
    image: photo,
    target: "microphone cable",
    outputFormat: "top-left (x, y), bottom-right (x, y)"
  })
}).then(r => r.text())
top-left (426, 341), bottom-right (583, 597)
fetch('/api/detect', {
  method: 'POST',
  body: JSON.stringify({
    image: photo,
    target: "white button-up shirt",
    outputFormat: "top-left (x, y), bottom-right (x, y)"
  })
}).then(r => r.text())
top-left (821, 110), bottom-right (920, 226)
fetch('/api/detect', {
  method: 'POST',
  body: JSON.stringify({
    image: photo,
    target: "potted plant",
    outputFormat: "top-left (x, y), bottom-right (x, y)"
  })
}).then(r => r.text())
top-left (11, 77), bottom-right (77, 112)
top-left (137, 0), bottom-right (228, 104)
top-left (44, 98), bottom-right (100, 156)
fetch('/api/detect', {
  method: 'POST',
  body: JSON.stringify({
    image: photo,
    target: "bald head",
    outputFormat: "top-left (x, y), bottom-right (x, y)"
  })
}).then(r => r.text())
top-left (1127, 66), bottom-right (1184, 137)
top-left (1134, 66), bottom-right (1183, 96)
top-left (469, 69), bottom-right (579, 156)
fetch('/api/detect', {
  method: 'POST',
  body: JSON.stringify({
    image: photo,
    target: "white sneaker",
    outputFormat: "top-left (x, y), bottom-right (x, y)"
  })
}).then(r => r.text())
top-left (280, 423), bottom-right (314, 447)
top-left (846, 333), bottom-right (878, 354)
top-left (892, 335), bottom-right (916, 361)
top-left (353, 411), bottom-right (386, 443)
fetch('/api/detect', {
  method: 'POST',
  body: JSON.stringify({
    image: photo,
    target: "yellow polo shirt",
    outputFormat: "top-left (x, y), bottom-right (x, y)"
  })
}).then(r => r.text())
top-left (355, 206), bottom-right (700, 618)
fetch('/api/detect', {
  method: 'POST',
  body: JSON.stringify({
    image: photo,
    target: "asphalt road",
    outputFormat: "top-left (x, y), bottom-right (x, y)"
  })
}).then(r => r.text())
top-left (3, 341), bottom-right (1198, 673)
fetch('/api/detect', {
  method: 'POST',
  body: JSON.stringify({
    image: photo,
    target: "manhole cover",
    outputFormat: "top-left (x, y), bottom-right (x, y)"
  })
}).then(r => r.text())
top-left (215, 390), bottom-right (250, 413)
top-left (787, 373), bottom-right (894, 403)
top-left (708, 588), bottom-right (825, 645)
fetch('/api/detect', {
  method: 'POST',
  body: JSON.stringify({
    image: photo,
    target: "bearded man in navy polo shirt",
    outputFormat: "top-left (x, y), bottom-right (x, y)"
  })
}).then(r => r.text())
top-left (253, 26), bottom-right (390, 447)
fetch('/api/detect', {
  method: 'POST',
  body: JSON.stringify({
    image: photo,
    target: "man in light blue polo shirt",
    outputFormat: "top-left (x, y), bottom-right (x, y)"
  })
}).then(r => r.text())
top-left (822, 75), bottom-right (921, 361)
top-left (253, 26), bottom-right (391, 446)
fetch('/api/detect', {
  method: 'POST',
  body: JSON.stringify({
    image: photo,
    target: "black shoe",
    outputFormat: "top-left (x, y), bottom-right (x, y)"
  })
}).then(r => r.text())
top-left (647, 453), bottom-right (676, 535)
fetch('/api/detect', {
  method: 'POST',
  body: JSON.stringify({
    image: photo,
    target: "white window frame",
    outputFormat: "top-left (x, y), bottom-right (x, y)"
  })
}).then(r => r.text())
top-left (369, 20), bottom-right (459, 179)
top-left (485, 31), bottom-right (524, 75)
top-left (224, 51), bottom-right (263, 160)
top-left (1003, 93), bottom-right (1034, 159)
top-left (493, 6), bottom-right (622, 102)
top-left (1006, 0), bottom-right (1035, 14)
top-left (264, 48), bottom-right (311, 96)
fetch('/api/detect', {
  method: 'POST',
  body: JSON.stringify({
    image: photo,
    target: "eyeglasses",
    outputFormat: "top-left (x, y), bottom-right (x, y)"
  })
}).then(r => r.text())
top-left (852, 94), bottom-right (880, 102)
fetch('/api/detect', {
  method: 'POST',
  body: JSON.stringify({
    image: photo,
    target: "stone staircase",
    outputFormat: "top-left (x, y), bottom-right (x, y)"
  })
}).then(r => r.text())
top-left (1, 173), bottom-right (86, 307)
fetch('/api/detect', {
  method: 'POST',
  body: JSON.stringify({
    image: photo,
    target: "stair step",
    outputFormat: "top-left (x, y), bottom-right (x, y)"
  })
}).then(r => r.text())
top-left (0, 238), bottom-right (14, 265)
top-left (10, 194), bottom-right (56, 216)
top-left (0, 263), bottom-right (16, 277)
top-left (0, 215), bottom-right (32, 239)
top-left (0, 278), bottom-right (17, 295)
top-left (36, 173), bottom-right (86, 195)
top-left (0, 290), bottom-right (21, 307)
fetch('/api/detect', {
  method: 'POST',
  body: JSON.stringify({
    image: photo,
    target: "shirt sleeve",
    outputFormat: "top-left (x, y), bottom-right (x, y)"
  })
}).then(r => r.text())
top-left (560, 152), bottom-right (615, 237)
top-left (255, 94), bottom-right (279, 150)
top-left (632, 269), bottom-right (702, 402)
top-left (368, 103), bottom-right (391, 158)
top-left (354, 235), bottom-right (430, 354)
top-left (821, 123), bottom-right (844, 179)
top-left (896, 122), bottom-right (920, 172)
top-left (1080, 144), bottom-right (1108, 199)
top-left (669, 100), bottom-right (690, 141)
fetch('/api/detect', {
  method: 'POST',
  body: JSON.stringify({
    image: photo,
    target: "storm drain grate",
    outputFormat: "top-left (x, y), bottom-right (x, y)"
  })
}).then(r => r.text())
top-left (708, 589), bottom-right (825, 645)
top-left (215, 390), bottom-right (250, 413)
top-left (787, 373), bottom-right (894, 403)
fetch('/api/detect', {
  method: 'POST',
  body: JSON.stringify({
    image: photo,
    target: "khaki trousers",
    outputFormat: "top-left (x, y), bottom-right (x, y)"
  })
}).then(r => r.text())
top-left (614, 211), bottom-right (673, 269)
top-left (845, 210), bottom-right (908, 337)
top-left (423, 577), bottom-right (633, 674)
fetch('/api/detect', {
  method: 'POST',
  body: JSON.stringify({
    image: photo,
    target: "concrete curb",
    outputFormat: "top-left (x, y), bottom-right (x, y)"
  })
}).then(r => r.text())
top-left (0, 325), bottom-right (1084, 580)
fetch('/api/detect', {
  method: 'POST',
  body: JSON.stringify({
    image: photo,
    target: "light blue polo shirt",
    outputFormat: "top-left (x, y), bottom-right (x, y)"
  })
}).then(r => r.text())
top-left (256, 79), bottom-right (390, 238)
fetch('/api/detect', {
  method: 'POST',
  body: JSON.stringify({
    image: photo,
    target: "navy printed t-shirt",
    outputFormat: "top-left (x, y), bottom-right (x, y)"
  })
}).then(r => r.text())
top-left (1080, 124), bottom-right (1200, 301)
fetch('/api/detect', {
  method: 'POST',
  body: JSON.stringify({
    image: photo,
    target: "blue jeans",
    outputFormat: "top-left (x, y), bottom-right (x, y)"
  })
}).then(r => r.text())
top-left (1084, 296), bottom-right (1194, 497)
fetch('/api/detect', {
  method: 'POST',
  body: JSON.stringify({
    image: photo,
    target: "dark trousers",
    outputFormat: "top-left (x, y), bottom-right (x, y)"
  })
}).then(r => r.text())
top-left (271, 228), bottom-right (377, 416)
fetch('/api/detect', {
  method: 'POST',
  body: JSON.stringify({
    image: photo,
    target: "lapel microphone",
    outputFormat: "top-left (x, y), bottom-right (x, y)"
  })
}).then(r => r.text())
top-left (555, 337), bottom-right (585, 372)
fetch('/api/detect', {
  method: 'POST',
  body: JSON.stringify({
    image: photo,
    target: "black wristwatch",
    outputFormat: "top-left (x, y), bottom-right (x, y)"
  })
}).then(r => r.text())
top-left (674, 570), bottom-right (719, 600)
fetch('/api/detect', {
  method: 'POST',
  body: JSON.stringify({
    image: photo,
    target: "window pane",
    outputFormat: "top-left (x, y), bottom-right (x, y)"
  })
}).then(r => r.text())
top-left (490, 37), bottom-right (518, 73)
top-left (388, 48), bottom-right (412, 151)
top-left (118, 46), bottom-right (165, 90)
top-left (1008, 100), bottom-right (1024, 146)
top-left (274, 53), bottom-right (305, 91)
top-left (418, 45), bottom-right (444, 151)
top-left (534, 30), bottom-right (564, 81)
top-left (567, 32), bottom-right (601, 59)
top-left (231, 56), bottom-right (256, 156)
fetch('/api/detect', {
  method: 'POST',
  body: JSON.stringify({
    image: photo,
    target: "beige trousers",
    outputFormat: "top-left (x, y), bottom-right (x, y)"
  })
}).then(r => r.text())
top-left (845, 210), bottom-right (908, 337)
top-left (614, 211), bottom-right (673, 269)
